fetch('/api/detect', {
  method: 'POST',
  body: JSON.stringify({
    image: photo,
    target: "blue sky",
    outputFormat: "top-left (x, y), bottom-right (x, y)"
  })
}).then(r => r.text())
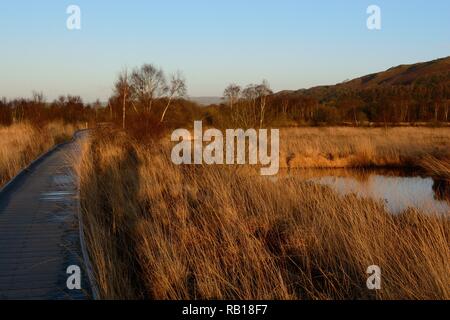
top-left (0, 0), bottom-right (449, 102)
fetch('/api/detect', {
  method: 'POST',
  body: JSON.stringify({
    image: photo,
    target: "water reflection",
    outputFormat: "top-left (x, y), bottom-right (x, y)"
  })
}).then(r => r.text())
top-left (286, 169), bottom-right (450, 215)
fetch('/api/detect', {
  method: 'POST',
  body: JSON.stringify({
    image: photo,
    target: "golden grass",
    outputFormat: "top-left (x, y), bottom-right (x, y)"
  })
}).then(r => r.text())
top-left (78, 129), bottom-right (449, 300)
top-left (421, 156), bottom-right (450, 182)
top-left (0, 121), bottom-right (79, 187)
top-left (281, 127), bottom-right (450, 169)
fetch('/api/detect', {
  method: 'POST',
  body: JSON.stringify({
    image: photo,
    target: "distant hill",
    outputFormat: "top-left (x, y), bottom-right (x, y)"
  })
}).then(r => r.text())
top-left (276, 56), bottom-right (450, 98)
top-left (268, 56), bottom-right (450, 124)
top-left (337, 56), bottom-right (450, 88)
top-left (189, 96), bottom-right (223, 106)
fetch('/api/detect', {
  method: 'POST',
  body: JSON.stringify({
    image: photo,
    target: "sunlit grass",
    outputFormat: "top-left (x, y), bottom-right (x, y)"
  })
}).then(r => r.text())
top-left (280, 127), bottom-right (450, 169)
top-left (78, 129), bottom-right (450, 300)
top-left (0, 121), bottom-right (79, 187)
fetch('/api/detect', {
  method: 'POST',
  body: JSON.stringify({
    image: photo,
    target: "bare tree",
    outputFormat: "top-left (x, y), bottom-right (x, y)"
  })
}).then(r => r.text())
top-left (223, 83), bottom-right (241, 110)
top-left (160, 71), bottom-right (187, 123)
top-left (31, 91), bottom-right (46, 120)
top-left (131, 64), bottom-right (167, 113)
top-left (242, 84), bottom-right (259, 125)
top-left (107, 99), bottom-right (113, 120)
top-left (242, 84), bottom-right (258, 105)
top-left (281, 99), bottom-right (289, 115)
top-left (32, 91), bottom-right (45, 105)
top-left (92, 99), bottom-right (102, 121)
top-left (256, 80), bottom-right (272, 128)
top-left (114, 69), bottom-right (132, 129)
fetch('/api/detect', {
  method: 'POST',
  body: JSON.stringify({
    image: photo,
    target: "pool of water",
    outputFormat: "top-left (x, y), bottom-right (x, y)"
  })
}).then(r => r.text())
top-left (287, 168), bottom-right (450, 215)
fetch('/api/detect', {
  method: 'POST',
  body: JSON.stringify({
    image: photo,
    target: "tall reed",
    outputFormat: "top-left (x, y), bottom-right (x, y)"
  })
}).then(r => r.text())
top-left (281, 127), bottom-right (450, 169)
top-left (78, 129), bottom-right (449, 300)
top-left (0, 121), bottom-right (78, 187)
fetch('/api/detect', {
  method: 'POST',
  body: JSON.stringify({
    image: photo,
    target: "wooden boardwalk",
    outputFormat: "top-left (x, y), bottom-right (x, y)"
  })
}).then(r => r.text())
top-left (0, 131), bottom-right (93, 300)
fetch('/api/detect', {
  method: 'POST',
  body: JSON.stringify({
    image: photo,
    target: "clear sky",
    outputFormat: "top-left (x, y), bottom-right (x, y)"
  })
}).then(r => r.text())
top-left (0, 0), bottom-right (449, 102)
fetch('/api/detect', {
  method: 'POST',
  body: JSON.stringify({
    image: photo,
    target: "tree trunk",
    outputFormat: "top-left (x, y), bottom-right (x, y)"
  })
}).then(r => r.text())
top-left (160, 97), bottom-right (173, 123)
top-left (109, 102), bottom-right (113, 120)
top-left (445, 102), bottom-right (449, 122)
top-left (353, 107), bottom-right (358, 126)
top-left (259, 97), bottom-right (266, 129)
top-left (434, 102), bottom-right (439, 122)
top-left (122, 94), bottom-right (126, 130)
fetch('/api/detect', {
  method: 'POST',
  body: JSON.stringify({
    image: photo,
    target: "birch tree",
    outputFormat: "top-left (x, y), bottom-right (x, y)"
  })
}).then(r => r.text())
top-left (256, 80), bottom-right (272, 128)
top-left (131, 64), bottom-right (166, 113)
top-left (243, 84), bottom-right (259, 125)
top-left (223, 83), bottom-right (241, 111)
top-left (114, 69), bottom-right (132, 129)
top-left (160, 72), bottom-right (187, 123)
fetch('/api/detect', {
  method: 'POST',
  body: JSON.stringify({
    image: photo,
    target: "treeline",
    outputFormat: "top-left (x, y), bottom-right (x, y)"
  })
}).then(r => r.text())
top-left (1, 63), bottom-right (449, 134)
top-left (0, 92), bottom-right (98, 126)
top-left (294, 81), bottom-right (450, 125)
top-left (213, 72), bottom-right (450, 127)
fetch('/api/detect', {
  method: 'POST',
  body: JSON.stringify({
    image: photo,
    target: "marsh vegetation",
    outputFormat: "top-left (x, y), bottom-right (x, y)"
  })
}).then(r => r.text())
top-left (77, 127), bottom-right (449, 300)
top-left (0, 122), bottom-right (79, 187)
